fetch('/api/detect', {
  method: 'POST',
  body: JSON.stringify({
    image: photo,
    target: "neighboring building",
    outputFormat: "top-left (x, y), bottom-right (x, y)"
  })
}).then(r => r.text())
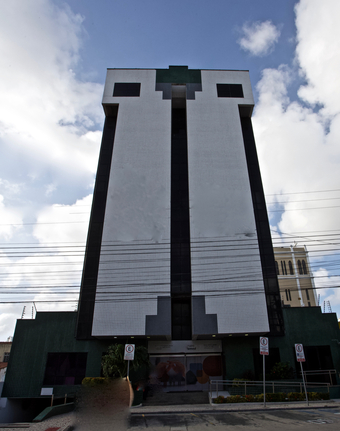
top-left (274, 246), bottom-right (317, 307)
top-left (0, 341), bottom-right (12, 383)
top-left (0, 342), bottom-right (11, 365)
top-left (2, 67), bottom-right (340, 414)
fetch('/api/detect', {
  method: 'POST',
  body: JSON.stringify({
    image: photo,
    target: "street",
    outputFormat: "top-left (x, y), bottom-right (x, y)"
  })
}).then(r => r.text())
top-left (129, 407), bottom-right (340, 430)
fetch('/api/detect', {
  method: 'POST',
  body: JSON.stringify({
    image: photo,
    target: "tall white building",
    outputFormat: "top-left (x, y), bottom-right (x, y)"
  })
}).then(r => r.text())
top-left (76, 66), bottom-right (284, 343)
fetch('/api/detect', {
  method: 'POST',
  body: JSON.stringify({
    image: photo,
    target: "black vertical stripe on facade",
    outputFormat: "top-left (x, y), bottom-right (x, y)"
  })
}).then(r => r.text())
top-left (240, 115), bottom-right (285, 336)
top-left (171, 103), bottom-right (193, 340)
top-left (76, 112), bottom-right (118, 340)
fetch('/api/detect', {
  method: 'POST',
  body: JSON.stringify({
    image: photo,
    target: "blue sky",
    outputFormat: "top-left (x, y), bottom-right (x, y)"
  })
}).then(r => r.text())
top-left (0, 0), bottom-right (340, 339)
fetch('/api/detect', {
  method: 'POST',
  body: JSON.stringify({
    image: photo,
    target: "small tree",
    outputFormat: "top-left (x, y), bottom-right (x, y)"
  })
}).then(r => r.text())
top-left (101, 344), bottom-right (150, 379)
top-left (268, 362), bottom-right (294, 380)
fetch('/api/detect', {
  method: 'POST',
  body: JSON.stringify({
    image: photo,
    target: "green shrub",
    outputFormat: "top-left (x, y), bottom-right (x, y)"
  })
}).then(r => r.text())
top-left (225, 395), bottom-right (245, 403)
top-left (81, 377), bottom-right (110, 387)
top-left (212, 391), bottom-right (330, 404)
top-left (308, 392), bottom-right (330, 401)
top-left (268, 362), bottom-right (294, 380)
top-left (287, 392), bottom-right (305, 401)
top-left (232, 378), bottom-right (248, 387)
top-left (244, 394), bottom-right (255, 402)
top-left (213, 395), bottom-right (225, 404)
top-left (265, 392), bottom-right (286, 402)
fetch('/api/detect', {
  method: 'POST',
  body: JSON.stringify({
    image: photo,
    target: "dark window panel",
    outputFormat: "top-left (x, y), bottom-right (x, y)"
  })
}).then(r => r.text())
top-left (43, 352), bottom-right (87, 386)
top-left (113, 82), bottom-right (141, 97)
top-left (217, 83), bottom-right (244, 98)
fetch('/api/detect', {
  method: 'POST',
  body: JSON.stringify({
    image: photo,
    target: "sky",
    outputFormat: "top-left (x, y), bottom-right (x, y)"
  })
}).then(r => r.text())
top-left (0, 0), bottom-right (340, 340)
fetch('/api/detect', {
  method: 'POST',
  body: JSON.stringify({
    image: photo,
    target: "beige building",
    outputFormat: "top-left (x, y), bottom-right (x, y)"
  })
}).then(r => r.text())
top-left (274, 246), bottom-right (317, 307)
top-left (0, 341), bottom-right (11, 364)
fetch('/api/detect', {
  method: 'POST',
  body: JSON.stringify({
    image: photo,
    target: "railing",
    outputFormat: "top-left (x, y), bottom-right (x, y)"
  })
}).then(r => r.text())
top-left (209, 379), bottom-right (331, 399)
top-left (301, 369), bottom-right (337, 385)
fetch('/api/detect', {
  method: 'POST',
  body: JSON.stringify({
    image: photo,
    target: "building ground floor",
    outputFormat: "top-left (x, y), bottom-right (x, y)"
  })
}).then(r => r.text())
top-left (1, 307), bottom-right (340, 421)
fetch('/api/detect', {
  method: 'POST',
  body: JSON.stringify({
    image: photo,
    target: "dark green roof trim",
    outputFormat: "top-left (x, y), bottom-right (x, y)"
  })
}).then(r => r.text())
top-left (156, 66), bottom-right (201, 84)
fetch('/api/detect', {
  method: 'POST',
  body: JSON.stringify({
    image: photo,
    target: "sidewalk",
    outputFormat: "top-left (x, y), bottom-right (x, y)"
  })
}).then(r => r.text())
top-left (130, 398), bottom-right (340, 415)
top-left (1, 399), bottom-right (339, 430)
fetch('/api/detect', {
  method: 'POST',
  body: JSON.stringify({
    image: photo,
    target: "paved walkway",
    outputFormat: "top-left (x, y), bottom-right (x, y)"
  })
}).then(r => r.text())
top-left (131, 398), bottom-right (340, 415)
top-left (1, 397), bottom-right (339, 430)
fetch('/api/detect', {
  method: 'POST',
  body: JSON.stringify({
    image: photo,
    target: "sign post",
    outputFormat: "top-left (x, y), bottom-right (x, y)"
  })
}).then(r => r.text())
top-left (295, 343), bottom-right (308, 406)
top-left (260, 337), bottom-right (269, 407)
top-left (124, 344), bottom-right (135, 380)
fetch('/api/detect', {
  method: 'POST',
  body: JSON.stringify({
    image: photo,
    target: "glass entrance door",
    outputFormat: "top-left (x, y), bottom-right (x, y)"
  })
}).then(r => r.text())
top-left (149, 354), bottom-right (222, 392)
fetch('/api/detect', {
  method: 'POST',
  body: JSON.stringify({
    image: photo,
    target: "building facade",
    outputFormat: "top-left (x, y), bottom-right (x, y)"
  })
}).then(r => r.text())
top-left (76, 66), bottom-right (284, 345)
top-left (3, 67), bottom-right (339, 411)
top-left (274, 246), bottom-right (317, 307)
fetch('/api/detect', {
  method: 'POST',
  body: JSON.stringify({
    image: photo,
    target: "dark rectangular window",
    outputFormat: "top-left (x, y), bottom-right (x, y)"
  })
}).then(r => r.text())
top-left (172, 300), bottom-right (191, 340)
top-left (113, 82), bottom-right (141, 97)
top-left (43, 352), bottom-right (87, 385)
top-left (3, 352), bottom-right (10, 362)
top-left (217, 83), bottom-right (243, 98)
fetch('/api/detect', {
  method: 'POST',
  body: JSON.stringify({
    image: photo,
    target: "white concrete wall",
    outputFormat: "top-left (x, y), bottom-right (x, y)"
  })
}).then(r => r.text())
top-left (92, 69), bottom-right (171, 336)
top-left (187, 70), bottom-right (269, 334)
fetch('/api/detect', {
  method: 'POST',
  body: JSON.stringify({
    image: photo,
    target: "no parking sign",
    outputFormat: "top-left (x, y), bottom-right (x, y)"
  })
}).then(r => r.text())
top-left (295, 343), bottom-right (306, 362)
top-left (124, 344), bottom-right (135, 361)
top-left (260, 337), bottom-right (269, 355)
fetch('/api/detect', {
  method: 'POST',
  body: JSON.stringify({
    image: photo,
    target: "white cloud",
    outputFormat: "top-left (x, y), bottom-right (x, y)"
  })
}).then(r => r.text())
top-left (0, 195), bottom-right (23, 239)
top-left (0, 1), bottom-right (103, 339)
top-left (238, 20), bottom-right (281, 56)
top-left (314, 268), bottom-right (340, 310)
top-left (0, 0), bottom-right (103, 208)
top-left (295, 0), bottom-right (340, 117)
top-left (33, 195), bottom-right (92, 245)
top-left (253, 0), bottom-right (340, 317)
top-left (0, 196), bottom-right (92, 340)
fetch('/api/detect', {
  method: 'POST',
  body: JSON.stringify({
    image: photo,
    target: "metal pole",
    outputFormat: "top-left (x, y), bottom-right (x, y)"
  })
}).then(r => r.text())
top-left (263, 354), bottom-right (266, 407)
top-left (300, 361), bottom-right (308, 406)
top-left (127, 360), bottom-right (130, 380)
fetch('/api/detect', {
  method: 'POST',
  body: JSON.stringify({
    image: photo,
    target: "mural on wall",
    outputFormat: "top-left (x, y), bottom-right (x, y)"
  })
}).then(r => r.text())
top-left (149, 355), bottom-right (222, 392)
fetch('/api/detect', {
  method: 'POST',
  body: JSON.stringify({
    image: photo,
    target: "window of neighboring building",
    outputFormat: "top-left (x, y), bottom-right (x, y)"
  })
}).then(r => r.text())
top-left (275, 261), bottom-right (279, 275)
top-left (298, 260), bottom-right (303, 275)
top-left (285, 289), bottom-right (292, 301)
top-left (302, 260), bottom-right (308, 274)
top-left (43, 352), bottom-right (87, 385)
top-left (289, 261), bottom-right (294, 275)
top-left (306, 289), bottom-right (310, 301)
top-left (281, 261), bottom-right (287, 275)
top-left (3, 352), bottom-right (10, 362)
